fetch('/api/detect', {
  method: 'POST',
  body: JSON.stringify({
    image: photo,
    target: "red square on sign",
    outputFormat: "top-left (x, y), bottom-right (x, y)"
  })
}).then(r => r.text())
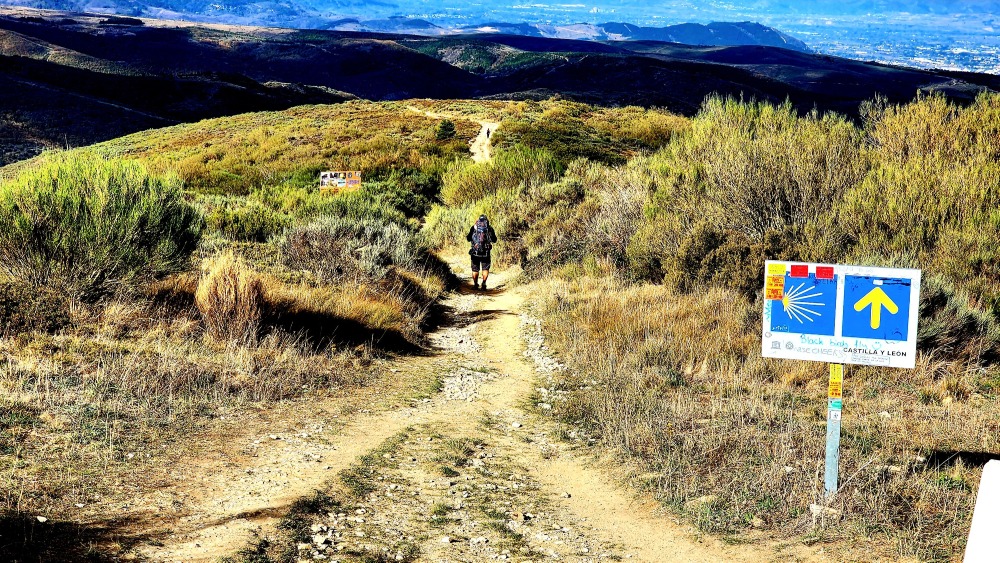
top-left (790, 265), bottom-right (809, 278)
top-left (816, 266), bottom-right (834, 280)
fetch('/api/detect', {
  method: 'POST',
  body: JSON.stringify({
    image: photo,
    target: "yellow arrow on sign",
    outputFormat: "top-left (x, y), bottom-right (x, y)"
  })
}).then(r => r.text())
top-left (854, 286), bottom-right (899, 329)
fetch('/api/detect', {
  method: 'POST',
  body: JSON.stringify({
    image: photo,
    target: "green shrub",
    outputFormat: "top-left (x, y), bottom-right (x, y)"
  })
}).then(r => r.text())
top-left (248, 184), bottom-right (407, 226)
top-left (282, 215), bottom-right (420, 281)
top-left (420, 203), bottom-right (477, 252)
top-left (663, 222), bottom-right (806, 298)
top-left (493, 101), bottom-right (685, 165)
top-left (918, 275), bottom-right (1000, 363)
top-left (362, 168), bottom-right (443, 218)
top-left (650, 97), bottom-right (866, 241)
top-left (440, 145), bottom-right (562, 207)
top-left (0, 281), bottom-right (71, 334)
top-left (0, 154), bottom-right (203, 301)
top-left (435, 119), bottom-right (456, 140)
top-left (206, 201), bottom-right (292, 242)
top-left (837, 153), bottom-right (1000, 307)
top-left (626, 218), bottom-right (678, 282)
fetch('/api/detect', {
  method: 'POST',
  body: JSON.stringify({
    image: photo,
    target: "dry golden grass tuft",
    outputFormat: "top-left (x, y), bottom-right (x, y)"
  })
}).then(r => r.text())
top-left (196, 251), bottom-right (267, 343)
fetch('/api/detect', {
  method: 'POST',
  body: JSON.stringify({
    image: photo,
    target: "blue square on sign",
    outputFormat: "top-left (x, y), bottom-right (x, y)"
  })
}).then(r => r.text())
top-left (770, 274), bottom-right (837, 336)
top-left (842, 276), bottom-right (911, 342)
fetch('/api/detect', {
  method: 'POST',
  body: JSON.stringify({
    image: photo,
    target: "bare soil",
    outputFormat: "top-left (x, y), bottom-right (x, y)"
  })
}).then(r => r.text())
top-left (127, 264), bottom-right (830, 562)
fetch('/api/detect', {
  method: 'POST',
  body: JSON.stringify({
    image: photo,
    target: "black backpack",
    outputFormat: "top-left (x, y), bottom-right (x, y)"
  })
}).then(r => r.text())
top-left (470, 218), bottom-right (492, 256)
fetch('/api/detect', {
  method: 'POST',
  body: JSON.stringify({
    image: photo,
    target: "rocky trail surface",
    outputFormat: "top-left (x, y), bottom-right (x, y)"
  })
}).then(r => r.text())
top-left (132, 267), bottom-right (825, 562)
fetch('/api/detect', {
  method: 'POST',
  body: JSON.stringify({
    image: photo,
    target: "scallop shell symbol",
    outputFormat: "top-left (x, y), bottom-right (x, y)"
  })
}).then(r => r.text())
top-left (781, 282), bottom-right (825, 324)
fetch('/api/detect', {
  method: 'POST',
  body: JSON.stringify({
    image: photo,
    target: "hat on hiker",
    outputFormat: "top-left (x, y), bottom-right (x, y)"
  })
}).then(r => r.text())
top-left (479, 214), bottom-right (487, 221)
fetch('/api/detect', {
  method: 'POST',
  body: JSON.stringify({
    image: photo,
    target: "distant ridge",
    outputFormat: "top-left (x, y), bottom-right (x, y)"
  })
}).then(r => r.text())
top-left (335, 19), bottom-right (812, 52)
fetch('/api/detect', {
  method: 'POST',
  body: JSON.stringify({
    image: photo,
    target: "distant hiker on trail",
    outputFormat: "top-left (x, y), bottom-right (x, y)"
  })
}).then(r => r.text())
top-left (486, 128), bottom-right (491, 138)
top-left (467, 214), bottom-right (498, 290)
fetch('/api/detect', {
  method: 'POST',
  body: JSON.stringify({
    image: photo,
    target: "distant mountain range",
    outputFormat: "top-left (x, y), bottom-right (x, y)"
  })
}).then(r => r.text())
top-left (4, 0), bottom-right (998, 73)
top-left (326, 19), bottom-right (811, 52)
top-left (0, 7), bottom-right (995, 166)
top-left (0, 0), bottom-right (815, 52)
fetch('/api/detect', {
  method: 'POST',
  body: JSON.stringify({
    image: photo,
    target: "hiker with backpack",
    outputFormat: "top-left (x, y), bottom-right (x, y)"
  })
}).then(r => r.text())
top-left (467, 214), bottom-right (498, 290)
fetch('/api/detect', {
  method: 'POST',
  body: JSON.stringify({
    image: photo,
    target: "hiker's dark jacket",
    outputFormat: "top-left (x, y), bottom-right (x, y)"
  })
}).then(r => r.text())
top-left (467, 224), bottom-right (498, 255)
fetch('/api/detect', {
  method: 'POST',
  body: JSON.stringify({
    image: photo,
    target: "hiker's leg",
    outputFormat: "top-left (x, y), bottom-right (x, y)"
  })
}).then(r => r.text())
top-left (471, 257), bottom-right (480, 285)
top-left (481, 257), bottom-right (492, 288)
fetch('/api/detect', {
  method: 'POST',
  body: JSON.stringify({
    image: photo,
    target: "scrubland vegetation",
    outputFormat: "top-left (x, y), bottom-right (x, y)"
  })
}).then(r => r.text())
top-left (0, 100), bottom-right (467, 560)
top-left (2, 92), bottom-right (999, 561)
top-left (424, 93), bottom-right (1000, 560)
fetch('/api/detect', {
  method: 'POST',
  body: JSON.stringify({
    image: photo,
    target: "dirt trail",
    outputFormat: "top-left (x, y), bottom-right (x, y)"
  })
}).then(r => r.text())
top-left (407, 105), bottom-right (499, 163)
top-left (137, 265), bottom-right (825, 562)
top-left (469, 122), bottom-right (497, 163)
top-left (452, 284), bottom-right (815, 563)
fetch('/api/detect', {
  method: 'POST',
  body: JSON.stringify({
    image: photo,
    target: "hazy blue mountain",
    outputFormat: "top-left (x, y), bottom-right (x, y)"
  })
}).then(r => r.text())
top-left (0, 1), bottom-right (813, 53)
top-left (331, 19), bottom-right (811, 52)
top-left (594, 22), bottom-right (809, 51)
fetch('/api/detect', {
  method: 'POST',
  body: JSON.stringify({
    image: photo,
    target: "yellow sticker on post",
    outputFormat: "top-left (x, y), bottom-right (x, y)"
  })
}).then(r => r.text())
top-left (828, 364), bottom-right (844, 399)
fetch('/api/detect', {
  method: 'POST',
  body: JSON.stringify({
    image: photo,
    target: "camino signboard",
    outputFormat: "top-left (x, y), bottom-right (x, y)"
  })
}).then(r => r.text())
top-left (320, 170), bottom-right (362, 192)
top-left (761, 261), bottom-right (921, 369)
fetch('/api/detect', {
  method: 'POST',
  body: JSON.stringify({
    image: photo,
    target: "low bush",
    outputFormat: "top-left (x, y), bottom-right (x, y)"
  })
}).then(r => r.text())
top-left (435, 119), bottom-right (456, 140)
top-left (440, 145), bottom-right (562, 207)
top-left (493, 101), bottom-right (685, 165)
top-left (195, 252), bottom-right (267, 342)
top-left (645, 97), bottom-right (866, 245)
top-left (206, 200), bottom-right (292, 242)
top-left (662, 222), bottom-right (806, 297)
top-left (918, 275), bottom-right (1000, 363)
top-left (250, 184), bottom-right (409, 226)
top-left (0, 154), bottom-right (203, 301)
top-left (281, 216), bottom-right (419, 282)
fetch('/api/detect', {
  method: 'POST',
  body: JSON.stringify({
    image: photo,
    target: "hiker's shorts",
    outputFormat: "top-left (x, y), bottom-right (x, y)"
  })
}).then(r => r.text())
top-left (471, 254), bottom-right (491, 272)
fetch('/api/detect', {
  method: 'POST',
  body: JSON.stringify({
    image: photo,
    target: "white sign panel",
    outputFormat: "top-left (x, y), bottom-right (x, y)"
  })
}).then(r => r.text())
top-left (761, 261), bottom-right (921, 369)
top-left (965, 460), bottom-right (1000, 562)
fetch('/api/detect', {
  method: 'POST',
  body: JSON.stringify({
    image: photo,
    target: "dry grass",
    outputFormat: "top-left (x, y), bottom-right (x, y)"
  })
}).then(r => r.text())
top-left (0, 295), bottom-right (369, 515)
top-left (196, 252), bottom-right (267, 343)
top-left (532, 275), bottom-right (994, 561)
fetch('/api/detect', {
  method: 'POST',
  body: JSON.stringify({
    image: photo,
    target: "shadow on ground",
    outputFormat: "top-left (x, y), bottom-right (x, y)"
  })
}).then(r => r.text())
top-left (0, 512), bottom-right (149, 563)
top-left (925, 450), bottom-right (1000, 469)
top-left (455, 282), bottom-right (507, 297)
top-left (263, 306), bottom-right (422, 355)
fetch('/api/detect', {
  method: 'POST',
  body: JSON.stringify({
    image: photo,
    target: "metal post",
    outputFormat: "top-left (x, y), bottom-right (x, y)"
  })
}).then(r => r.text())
top-left (825, 363), bottom-right (844, 497)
